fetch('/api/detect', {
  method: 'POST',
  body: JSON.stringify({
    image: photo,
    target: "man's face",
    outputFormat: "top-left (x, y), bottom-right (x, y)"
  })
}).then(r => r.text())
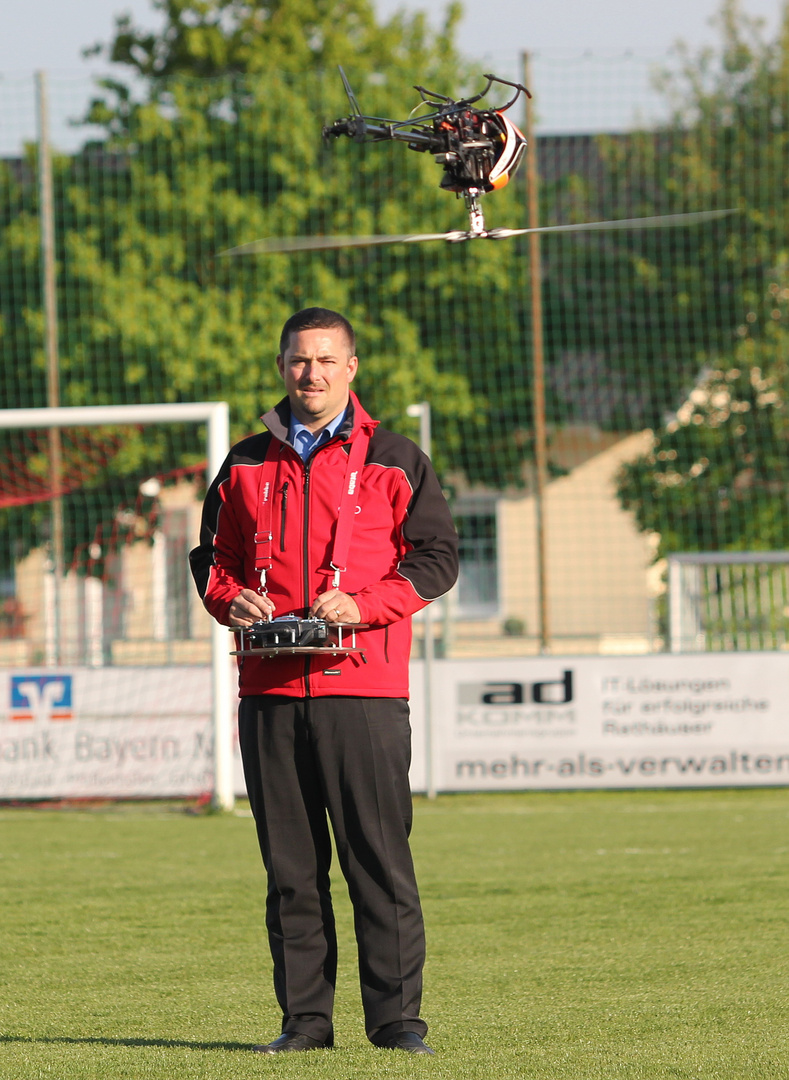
top-left (277, 327), bottom-right (358, 432)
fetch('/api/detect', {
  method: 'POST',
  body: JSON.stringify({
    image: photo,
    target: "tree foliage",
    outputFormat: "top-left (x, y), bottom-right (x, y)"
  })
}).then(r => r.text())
top-left (618, 264), bottom-right (789, 555)
top-left (1, 0), bottom-right (542, 572)
top-left (7, 0), bottom-right (782, 577)
top-left (614, 0), bottom-right (789, 554)
top-left (68, 0), bottom-right (535, 489)
top-left (85, 0), bottom-right (453, 79)
top-left (533, 0), bottom-right (789, 441)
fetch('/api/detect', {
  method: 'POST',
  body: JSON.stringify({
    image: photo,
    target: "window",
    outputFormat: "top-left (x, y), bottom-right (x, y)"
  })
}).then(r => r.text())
top-left (454, 497), bottom-right (499, 617)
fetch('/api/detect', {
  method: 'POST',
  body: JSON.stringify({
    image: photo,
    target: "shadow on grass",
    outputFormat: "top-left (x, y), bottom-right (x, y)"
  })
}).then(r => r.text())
top-left (0, 1034), bottom-right (251, 1052)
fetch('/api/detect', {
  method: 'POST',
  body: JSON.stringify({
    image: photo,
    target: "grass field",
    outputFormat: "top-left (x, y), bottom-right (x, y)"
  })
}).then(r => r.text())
top-left (2, 788), bottom-right (788, 1080)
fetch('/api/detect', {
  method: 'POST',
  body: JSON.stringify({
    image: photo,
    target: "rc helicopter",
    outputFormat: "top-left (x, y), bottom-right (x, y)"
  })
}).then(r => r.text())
top-left (220, 68), bottom-right (734, 256)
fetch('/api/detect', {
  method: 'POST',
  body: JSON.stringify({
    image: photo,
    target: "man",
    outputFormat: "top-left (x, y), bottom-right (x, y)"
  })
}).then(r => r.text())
top-left (189, 308), bottom-right (458, 1055)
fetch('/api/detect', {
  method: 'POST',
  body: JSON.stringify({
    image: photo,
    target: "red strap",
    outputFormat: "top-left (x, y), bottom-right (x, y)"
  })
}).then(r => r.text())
top-left (327, 426), bottom-right (372, 589)
top-left (254, 437), bottom-right (281, 594)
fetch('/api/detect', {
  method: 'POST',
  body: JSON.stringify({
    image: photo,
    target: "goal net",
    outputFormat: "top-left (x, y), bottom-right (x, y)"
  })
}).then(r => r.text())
top-left (0, 404), bottom-right (235, 807)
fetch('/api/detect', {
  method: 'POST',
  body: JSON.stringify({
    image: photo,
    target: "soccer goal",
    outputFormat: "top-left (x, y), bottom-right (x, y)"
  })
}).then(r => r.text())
top-left (0, 402), bottom-right (235, 809)
top-left (667, 551), bottom-right (789, 653)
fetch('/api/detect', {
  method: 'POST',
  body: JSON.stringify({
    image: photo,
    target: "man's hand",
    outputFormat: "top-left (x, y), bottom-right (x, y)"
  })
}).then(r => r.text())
top-left (229, 589), bottom-right (275, 627)
top-left (311, 589), bottom-right (361, 624)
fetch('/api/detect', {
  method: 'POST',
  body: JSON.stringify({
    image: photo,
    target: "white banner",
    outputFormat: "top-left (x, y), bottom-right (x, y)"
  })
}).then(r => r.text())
top-left (0, 668), bottom-right (245, 799)
top-left (1, 653), bottom-right (787, 798)
top-left (424, 652), bottom-right (789, 790)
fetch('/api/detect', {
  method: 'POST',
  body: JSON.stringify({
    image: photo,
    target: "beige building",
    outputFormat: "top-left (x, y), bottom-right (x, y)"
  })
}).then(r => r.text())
top-left (449, 428), bottom-right (663, 656)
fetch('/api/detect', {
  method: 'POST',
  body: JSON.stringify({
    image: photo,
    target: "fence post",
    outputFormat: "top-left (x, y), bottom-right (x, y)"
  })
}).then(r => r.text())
top-left (36, 70), bottom-right (64, 666)
top-left (522, 51), bottom-right (551, 654)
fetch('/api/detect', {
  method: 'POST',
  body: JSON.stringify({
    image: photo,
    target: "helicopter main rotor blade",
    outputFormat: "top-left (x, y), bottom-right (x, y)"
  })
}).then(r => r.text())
top-left (487, 208), bottom-right (737, 240)
top-left (219, 208), bottom-right (738, 256)
top-left (219, 232), bottom-right (456, 255)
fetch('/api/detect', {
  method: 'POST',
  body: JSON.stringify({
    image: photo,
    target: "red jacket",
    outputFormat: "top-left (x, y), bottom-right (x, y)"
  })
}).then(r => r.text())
top-left (189, 393), bottom-right (458, 698)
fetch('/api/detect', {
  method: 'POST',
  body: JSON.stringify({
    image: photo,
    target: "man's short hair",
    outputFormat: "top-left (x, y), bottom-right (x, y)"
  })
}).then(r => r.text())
top-left (279, 308), bottom-right (356, 357)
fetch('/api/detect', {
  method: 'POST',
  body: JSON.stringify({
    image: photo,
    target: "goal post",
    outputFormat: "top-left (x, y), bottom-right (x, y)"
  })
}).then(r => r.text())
top-left (0, 402), bottom-right (234, 810)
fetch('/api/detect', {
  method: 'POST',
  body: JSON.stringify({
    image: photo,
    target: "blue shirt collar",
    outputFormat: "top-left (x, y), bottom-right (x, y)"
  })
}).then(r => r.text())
top-left (288, 407), bottom-right (347, 461)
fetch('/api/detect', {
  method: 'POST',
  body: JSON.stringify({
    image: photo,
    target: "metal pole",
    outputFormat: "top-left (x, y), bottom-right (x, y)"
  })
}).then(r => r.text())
top-left (36, 70), bottom-right (64, 665)
top-left (522, 52), bottom-right (551, 654)
top-left (667, 556), bottom-right (682, 654)
top-left (207, 403), bottom-right (235, 811)
top-left (406, 402), bottom-right (436, 799)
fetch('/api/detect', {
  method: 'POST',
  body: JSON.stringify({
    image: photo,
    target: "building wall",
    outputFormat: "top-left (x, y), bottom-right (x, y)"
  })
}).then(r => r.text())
top-left (498, 430), bottom-right (657, 644)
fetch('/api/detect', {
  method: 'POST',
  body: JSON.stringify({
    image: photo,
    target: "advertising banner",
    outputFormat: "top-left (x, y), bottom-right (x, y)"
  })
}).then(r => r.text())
top-left (1, 652), bottom-right (787, 798)
top-left (429, 652), bottom-right (789, 790)
top-left (0, 668), bottom-right (245, 799)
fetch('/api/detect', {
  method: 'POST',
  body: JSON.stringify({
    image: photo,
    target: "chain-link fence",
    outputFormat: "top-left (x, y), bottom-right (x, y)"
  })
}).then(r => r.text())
top-left (2, 47), bottom-right (787, 664)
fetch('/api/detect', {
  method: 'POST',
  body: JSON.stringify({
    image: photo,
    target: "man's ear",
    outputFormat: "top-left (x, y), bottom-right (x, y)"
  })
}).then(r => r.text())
top-left (347, 355), bottom-right (358, 383)
top-left (276, 354), bottom-right (285, 379)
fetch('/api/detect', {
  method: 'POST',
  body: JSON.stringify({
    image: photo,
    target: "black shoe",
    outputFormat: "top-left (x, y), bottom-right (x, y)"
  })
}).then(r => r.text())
top-left (376, 1031), bottom-right (435, 1055)
top-left (252, 1032), bottom-right (333, 1054)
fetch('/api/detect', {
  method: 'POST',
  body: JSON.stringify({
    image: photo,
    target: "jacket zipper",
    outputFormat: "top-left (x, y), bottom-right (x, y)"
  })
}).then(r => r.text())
top-left (279, 481), bottom-right (289, 551)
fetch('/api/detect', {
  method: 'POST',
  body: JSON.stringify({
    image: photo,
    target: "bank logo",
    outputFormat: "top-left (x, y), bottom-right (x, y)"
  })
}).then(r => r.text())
top-left (10, 675), bottom-right (73, 722)
top-left (458, 671), bottom-right (574, 707)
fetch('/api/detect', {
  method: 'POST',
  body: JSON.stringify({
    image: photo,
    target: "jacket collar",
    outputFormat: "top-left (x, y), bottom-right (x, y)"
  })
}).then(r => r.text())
top-left (260, 391), bottom-right (378, 446)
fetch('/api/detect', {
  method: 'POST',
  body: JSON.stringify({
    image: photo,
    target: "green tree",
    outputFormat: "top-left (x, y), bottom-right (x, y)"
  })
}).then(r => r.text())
top-left (618, 264), bottom-right (789, 556)
top-left (86, 0), bottom-right (455, 79)
top-left (610, 0), bottom-right (789, 554)
top-left (78, 0), bottom-right (542, 484)
top-left (2, 0), bottom-right (542, 572)
top-left (535, 0), bottom-right (789, 437)
top-left (69, 0), bottom-right (539, 484)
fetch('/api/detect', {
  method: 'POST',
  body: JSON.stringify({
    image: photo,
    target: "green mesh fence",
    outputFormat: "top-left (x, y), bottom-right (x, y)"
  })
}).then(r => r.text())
top-left (1, 43), bottom-right (788, 662)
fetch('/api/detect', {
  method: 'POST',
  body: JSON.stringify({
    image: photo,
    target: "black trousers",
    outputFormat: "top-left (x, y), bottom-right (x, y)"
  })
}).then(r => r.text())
top-left (238, 695), bottom-right (427, 1044)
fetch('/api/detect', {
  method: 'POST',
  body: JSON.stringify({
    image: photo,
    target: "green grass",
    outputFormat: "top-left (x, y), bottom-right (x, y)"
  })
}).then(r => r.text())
top-left (2, 789), bottom-right (789, 1079)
